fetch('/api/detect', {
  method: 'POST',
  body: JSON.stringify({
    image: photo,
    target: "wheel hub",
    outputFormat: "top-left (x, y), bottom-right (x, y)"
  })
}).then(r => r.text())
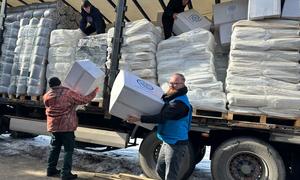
top-left (229, 153), bottom-right (265, 180)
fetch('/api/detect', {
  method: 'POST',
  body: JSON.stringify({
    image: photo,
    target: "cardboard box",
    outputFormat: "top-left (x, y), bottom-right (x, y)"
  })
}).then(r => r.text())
top-left (282, 0), bottom-right (300, 20)
top-left (213, 0), bottom-right (248, 26)
top-left (173, 9), bottom-right (212, 35)
top-left (219, 22), bottom-right (234, 46)
top-left (248, 0), bottom-right (281, 20)
top-left (64, 59), bottom-right (105, 96)
top-left (109, 70), bottom-right (164, 129)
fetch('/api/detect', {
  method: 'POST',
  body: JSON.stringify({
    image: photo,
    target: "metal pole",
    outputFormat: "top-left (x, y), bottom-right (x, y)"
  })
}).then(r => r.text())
top-left (104, 0), bottom-right (126, 116)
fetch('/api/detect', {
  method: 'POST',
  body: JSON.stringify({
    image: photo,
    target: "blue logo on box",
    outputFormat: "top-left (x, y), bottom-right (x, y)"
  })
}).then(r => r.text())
top-left (188, 14), bottom-right (201, 22)
top-left (137, 79), bottom-right (154, 91)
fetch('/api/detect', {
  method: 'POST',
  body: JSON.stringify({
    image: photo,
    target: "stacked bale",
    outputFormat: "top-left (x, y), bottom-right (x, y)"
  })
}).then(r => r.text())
top-left (47, 29), bottom-right (85, 83)
top-left (107, 19), bottom-right (162, 84)
top-left (156, 28), bottom-right (227, 112)
top-left (27, 18), bottom-right (54, 96)
top-left (75, 34), bottom-right (108, 100)
top-left (8, 18), bottom-right (30, 96)
top-left (0, 0), bottom-right (81, 96)
top-left (8, 18), bottom-right (54, 96)
top-left (0, 21), bottom-right (19, 93)
top-left (226, 20), bottom-right (300, 118)
top-left (6, 0), bottom-right (80, 29)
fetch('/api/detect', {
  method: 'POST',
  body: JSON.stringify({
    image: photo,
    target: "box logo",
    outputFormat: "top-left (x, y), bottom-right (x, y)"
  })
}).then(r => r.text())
top-left (137, 79), bottom-right (154, 91)
top-left (188, 14), bottom-right (201, 22)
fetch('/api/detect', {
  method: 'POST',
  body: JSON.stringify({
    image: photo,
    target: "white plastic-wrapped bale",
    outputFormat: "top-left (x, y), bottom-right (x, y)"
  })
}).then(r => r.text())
top-left (27, 18), bottom-right (55, 96)
top-left (156, 28), bottom-right (227, 112)
top-left (0, 21), bottom-right (20, 93)
top-left (106, 19), bottom-right (162, 84)
top-left (75, 34), bottom-right (107, 100)
top-left (8, 18), bottom-right (30, 96)
top-left (8, 18), bottom-right (55, 96)
top-left (47, 29), bottom-right (85, 84)
top-left (226, 20), bottom-right (300, 118)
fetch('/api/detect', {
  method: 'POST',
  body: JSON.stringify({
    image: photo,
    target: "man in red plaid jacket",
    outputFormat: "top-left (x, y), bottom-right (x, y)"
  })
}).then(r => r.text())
top-left (44, 77), bottom-right (98, 180)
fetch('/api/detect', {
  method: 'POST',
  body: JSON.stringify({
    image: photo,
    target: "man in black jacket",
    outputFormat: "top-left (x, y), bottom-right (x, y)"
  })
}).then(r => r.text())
top-left (162, 0), bottom-right (190, 39)
top-left (127, 73), bottom-right (192, 180)
top-left (80, 0), bottom-right (106, 35)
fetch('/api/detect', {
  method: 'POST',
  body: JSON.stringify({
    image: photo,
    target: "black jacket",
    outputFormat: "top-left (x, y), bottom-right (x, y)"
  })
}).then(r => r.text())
top-left (80, 5), bottom-right (106, 34)
top-left (163, 0), bottom-right (187, 17)
top-left (141, 87), bottom-right (190, 124)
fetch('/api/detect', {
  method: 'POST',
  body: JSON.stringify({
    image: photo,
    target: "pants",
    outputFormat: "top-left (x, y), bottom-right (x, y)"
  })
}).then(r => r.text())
top-left (47, 131), bottom-right (75, 176)
top-left (162, 14), bottom-right (174, 39)
top-left (82, 24), bottom-right (106, 35)
top-left (156, 142), bottom-right (188, 180)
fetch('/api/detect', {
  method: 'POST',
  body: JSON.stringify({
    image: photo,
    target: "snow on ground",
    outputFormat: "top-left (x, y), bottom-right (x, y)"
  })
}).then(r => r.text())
top-left (0, 134), bottom-right (211, 179)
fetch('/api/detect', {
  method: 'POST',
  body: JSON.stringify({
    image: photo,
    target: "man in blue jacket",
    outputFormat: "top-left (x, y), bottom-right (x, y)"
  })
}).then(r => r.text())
top-left (127, 73), bottom-right (192, 180)
top-left (162, 0), bottom-right (190, 39)
top-left (80, 0), bottom-right (106, 35)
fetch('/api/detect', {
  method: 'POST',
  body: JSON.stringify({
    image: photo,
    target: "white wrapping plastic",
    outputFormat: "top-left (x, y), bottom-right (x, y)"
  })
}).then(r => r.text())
top-left (106, 19), bottom-right (162, 84)
top-left (47, 29), bottom-right (85, 84)
top-left (75, 34), bottom-right (108, 100)
top-left (226, 20), bottom-right (300, 118)
top-left (157, 28), bottom-right (227, 112)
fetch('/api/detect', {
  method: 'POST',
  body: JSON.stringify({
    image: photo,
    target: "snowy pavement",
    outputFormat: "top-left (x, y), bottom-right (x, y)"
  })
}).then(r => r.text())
top-left (0, 134), bottom-right (211, 179)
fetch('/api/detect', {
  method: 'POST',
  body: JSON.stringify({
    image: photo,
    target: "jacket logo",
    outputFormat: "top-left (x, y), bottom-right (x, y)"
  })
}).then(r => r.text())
top-left (137, 79), bottom-right (154, 91)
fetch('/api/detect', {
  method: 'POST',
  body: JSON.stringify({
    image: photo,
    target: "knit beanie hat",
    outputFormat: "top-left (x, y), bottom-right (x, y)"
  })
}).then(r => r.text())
top-left (49, 77), bottom-right (61, 88)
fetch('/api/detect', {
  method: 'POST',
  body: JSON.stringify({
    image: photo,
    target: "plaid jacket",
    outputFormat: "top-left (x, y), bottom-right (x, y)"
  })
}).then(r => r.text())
top-left (44, 86), bottom-right (97, 132)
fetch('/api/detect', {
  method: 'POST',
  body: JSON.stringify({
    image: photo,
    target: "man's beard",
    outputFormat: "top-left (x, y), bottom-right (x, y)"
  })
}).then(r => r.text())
top-left (166, 88), bottom-right (178, 96)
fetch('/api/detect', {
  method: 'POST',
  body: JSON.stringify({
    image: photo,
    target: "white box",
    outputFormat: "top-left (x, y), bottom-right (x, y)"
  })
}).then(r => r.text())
top-left (64, 59), bottom-right (105, 96)
top-left (109, 70), bottom-right (164, 129)
top-left (219, 22), bottom-right (234, 46)
top-left (213, 0), bottom-right (248, 26)
top-left (248, 0), bottom-right (281, 20)
top-left (282, 0), bottom-right (300, 20)
top-left (173, 9), bottom-right (212, 35)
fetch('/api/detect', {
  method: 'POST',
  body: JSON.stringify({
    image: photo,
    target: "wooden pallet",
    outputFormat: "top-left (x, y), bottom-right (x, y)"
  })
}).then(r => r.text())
top-left (193, 109), bottom-right (227, 119)
top-left (94, 173), bottom-right (154, 180)
top-left (0, 93), bottom-right (8, 98)
top-left (227, 112), bottom-right (300, 127)
top-left (8, 95), bottom-right (43, 102)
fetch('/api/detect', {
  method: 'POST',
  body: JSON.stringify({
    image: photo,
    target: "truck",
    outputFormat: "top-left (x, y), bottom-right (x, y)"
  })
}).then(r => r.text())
top-left (0, 0), bottom-right (299, 180)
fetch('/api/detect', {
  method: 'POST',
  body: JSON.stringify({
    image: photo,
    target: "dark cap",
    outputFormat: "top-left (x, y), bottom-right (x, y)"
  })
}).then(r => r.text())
top-left (49, 77), bottom-right (61, 88)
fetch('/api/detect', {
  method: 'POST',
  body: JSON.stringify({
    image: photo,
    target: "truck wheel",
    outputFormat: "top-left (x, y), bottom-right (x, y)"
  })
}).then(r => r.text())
top-left (0, 116), bottom-right (9, 134)
top-left (139, 131), bottom-right (195, 180)
top-left (10, 131), bottom-right (37, 139)
top-left (211, 137), bottom-right (286, 180)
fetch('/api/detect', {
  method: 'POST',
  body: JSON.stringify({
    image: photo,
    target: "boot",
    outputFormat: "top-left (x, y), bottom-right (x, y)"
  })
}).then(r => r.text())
top-left (46, 168), bottom-right (61, 177)
top-left (61, 172), bottom-right (78, 180)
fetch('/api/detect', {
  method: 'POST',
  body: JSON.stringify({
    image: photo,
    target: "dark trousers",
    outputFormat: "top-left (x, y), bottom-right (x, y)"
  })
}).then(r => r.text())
top-left (156, 142), bottom-right (188, 180)
top-left (162, 14), bottom-right (174, 40)
top-left (82, 24), bottom-right (105, 35)
top-left (47, 131), bottom-right (75, 176)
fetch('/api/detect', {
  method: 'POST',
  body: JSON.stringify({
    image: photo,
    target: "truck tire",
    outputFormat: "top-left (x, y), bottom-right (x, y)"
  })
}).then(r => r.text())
top-left (10, 131), bottom-right (38, 139)
top-left (211, 137), bottom-right (286, 180)
top-left (139, 131), bottom-right (195, 180)
top-left (0, 116), bottom-right (10, 134)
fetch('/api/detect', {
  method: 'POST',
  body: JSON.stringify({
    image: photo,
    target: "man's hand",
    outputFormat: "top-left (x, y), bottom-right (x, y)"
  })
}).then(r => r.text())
top-left (126, 115), bottom-right (140, 124)
top-left (95, 87), bottom-right (100, 93)
top-left (173, 13), bottom-right (178, 20)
